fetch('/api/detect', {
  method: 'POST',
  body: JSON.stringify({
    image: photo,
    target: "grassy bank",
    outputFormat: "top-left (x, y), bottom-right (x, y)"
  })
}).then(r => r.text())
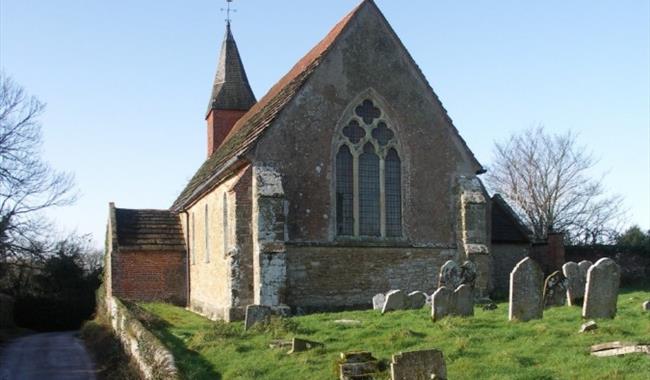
top-left (137, 289), bottom-right (650, 380)
top-left (80, 318), bottom-right (141, 380)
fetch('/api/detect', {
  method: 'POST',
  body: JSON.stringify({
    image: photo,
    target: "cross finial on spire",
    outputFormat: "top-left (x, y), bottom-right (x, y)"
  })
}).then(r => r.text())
top-left (221, 0), bottom-right (236, 25)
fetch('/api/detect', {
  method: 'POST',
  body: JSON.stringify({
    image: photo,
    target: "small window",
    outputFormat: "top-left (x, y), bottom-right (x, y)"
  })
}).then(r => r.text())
top-left (336, 145), bottom-right (354, 235)
top-left (385, 148), bottom-right (402, 237)
top-left (204, 204), bottom-right (210, 263)
top-left (223, 193), bottom-right (228, 257)
top-left (191, 212), bottom-right (196, 265)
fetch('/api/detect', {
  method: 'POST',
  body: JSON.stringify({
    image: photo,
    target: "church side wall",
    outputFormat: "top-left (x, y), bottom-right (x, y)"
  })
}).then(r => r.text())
top-left (285, 245), bottom-right (454, 310)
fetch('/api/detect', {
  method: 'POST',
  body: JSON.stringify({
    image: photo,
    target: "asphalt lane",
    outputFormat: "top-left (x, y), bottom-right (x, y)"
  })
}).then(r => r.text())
top-left (0, 331), bottom-right (96, 380)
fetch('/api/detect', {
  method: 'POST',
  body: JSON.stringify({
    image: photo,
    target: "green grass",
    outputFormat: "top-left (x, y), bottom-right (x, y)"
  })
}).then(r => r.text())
top-left (137, 288), bottom-right (650, 380)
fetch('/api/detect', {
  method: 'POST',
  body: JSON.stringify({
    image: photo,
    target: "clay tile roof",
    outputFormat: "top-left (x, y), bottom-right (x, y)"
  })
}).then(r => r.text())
top-left (114, 208), bottom-right (185, 251)
top-left (171, 1), bottom-right (365, 211)
top-left (491, 194), bottom-right (532, 244)
top-left (207, 22), bottom-right (257, 114)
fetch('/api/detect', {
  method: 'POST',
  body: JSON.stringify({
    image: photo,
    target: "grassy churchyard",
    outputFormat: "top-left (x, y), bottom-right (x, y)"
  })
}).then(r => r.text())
top-left (135, 288), bottom-right (650, 380)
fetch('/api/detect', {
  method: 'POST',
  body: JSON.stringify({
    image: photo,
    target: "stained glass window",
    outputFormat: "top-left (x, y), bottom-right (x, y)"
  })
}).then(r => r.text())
top-left (355, 99), bottom-right (381, 125)
top-left (385, 148), bottom-right (402, 237)
top-left (342, 120), bottom-right (365, 143)
top-left (372, 122), bottom-right (394, 146)
top-left (336, 145), bottom-right (354, 235)
top-left (359, 143), bottom-right (380, 236)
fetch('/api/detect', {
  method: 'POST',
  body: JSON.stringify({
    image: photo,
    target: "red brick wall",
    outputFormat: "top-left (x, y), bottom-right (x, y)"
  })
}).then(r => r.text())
top-left (111, 250), bottom-right (187, 305)
top-left (207, 109), bottom-right (248, 157)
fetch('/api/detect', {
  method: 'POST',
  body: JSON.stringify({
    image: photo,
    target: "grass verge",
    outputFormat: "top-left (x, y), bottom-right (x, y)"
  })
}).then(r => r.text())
top-left (138, 288), bottom-right (650, 380)
top-left (80, 317), bottom-right (141, 380)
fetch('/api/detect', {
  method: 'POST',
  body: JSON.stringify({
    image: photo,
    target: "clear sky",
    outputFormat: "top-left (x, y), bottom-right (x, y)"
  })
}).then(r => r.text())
top-left (1, 0), bottom-right (648, 247)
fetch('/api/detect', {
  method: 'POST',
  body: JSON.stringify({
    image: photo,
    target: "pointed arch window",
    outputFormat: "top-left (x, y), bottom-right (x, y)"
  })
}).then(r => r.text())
top-left (335, 98), bottom-right (403, 238)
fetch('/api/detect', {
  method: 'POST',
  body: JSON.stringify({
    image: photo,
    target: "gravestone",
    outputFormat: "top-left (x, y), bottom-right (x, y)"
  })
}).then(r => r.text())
top-left (583, 258), bottom-right (620, 319)
top-left (578, 260), bottom-right (593, 283)
top-left (543, 270), bottom-right (568, 307)
top-left (562, 261), bottom-right (585, 306)
top-left (454, 284), bottom-right (474, 317)
top-left (339, 351), bottom-right (379, 380)
top-left (509, 257), bottom-right (544, 322)
top-left (460, 260), bottom-right (477, 288)
top-left (407, 291), bottom-right (427, 309)
top-left (372, 293), bottom-right (385, 310)
top-left (288, 338), bottom-right (324, 354)
top-left (431, 287), bottom-right (453, 322)
top-left (438, 260), bottom-right (462, 289)
top-left (643, 301), bottom-right (650, 312)
top-left (382, 290), bottom-right (407, 314)
top-left (245, 305), bottom-right (271, 330)
top-left (390, 349), bottom-right (447, 380)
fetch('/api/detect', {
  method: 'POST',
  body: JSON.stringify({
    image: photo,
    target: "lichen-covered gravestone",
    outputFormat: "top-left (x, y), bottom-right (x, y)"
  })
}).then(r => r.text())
top-left (407, 291), bottom-right (427, 309)
top-left (460, 260), bottom-right (477, 288)
top-left (372, 293), bottom-right (385, 310)
top-left (339, 351), bottom-right (379, 380)
top-left (382, 290), bottom-right (407, 314)
top-left (543, 270), bottom-right (568, 307)
top-left (578, 260), bottom-right (593, 282)
top-left (583, 258), bottom-right (621, 319)
top-left (245, 305), bottom-right (271, 330)
top-left (454, 284), bottom-right (474, 316)
top-left (438, 260), bottom-right (462, 289)
top-left (431, 287), bottom-right (453, 322)
top-left (509, 257), bottom-right (544, 322)
top-left (562, 261), bottom-right (586, 306)
top-left (390, 349), bottom-right (447, 380)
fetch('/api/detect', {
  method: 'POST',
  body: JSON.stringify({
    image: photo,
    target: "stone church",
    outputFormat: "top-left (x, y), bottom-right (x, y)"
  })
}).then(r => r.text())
top-left (106, 0), bottom-right (505, 321)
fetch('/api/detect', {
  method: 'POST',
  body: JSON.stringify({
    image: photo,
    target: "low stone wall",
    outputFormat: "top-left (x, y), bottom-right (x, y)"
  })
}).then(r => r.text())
top-left (286, 245), bottom-right (454, 311)
top-left (0, 293), bottom-right (14, 328)
top-left (565, 245), bottom-right (650, 286)
top-left (106, 296), bottom-right (179, 379)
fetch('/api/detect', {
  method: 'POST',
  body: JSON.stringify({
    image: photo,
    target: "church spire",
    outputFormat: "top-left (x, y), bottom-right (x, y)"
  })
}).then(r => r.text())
top-left (206, 21), bottom-right (256, 115)
top-left (206, 19), bottom-right (256, 157)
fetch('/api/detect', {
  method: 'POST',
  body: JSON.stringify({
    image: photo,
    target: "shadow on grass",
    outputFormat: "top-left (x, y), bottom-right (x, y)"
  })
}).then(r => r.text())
top-left (152, 327), bottom-right (221, 380)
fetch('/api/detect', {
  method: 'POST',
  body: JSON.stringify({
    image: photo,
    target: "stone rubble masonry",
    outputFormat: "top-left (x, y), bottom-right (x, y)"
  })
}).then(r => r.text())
top-left (390, 349), bottom-right (447, 380)
top-left (582, 258), bottom-right (621, 319)
top-left (509, 257), bottom-right (544, 322)
top-left (252, 166), bottom-right (288, 307)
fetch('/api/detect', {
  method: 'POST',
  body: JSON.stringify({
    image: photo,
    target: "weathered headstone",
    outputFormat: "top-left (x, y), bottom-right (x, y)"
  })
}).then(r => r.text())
top-left (288, 337), bottom-right (324, 354)
top-left (582, 258), bottom-right (621, 319)
top-left (372, 293), bottom-right (385, 310)
top-left (460, 260), bottom-right (477, 288)
top-left (509, 257), bottom-right (544, 322)
top-left (543, 270), bottom-right (568, 307)
top-left (382, 290), bottom-right (407, 314)
top-left (643, 301), bottom-right (650, 312)
top-left (407, 291), bottom-right (427, 309)
top-left (438, 260), bottom-right (462, 289)
top-left (339, 351), bottom-right (379, 380)
top-left (244, 304), bottom-right (271, 330)
top-left (390, 349), bottom-right (447, 380)
top-left (562, 261), bottom-right (585, 306)
top-left (454, 284), bottom-right (474, 317)
top-left (431, 287), bottom-right (453, 322)
top-left (578, 260), bottom-right (593, 281)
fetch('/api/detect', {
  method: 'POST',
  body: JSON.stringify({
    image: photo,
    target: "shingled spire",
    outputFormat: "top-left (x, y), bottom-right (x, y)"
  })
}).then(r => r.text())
top-left (206, 21), bottom-right (256, 157)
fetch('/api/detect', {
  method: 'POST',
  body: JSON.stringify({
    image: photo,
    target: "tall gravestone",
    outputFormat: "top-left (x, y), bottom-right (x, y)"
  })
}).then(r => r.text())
top-left (578, 260), bottom-right (593, 283)
top-left (431, 287), bottom-right (453, 322)
top-left (543, 271), bottom-right (568, 307)
top-left (438, 260), bottom-right (462, 289)
top-left (509, 257), bottom-right (544, 322)
top-left (583, 258), bottom-right (620, 319)
top-left (562, 261), bottom-right (585, 306)
top-left (454, 284), bottom-right (474, 317)
top-left (382, 290), bottom-right (407, 314)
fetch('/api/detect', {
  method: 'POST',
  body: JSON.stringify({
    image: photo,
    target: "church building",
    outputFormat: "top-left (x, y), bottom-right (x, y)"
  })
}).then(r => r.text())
top-left (105, 0), bottom-right (496, 321)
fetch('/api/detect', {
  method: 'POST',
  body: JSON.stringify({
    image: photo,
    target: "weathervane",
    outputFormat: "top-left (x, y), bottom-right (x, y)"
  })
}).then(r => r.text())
top-left (221, 0), bottom-right (236, 25)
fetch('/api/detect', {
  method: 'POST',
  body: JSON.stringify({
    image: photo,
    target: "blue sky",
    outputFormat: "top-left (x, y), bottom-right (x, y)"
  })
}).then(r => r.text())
top-left (1, 0), bottom-right (648, 247)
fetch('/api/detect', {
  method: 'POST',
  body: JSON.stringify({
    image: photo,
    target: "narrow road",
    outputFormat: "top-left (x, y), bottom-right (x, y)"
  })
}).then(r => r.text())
top-left (0, 331), bottom-right (96, 380)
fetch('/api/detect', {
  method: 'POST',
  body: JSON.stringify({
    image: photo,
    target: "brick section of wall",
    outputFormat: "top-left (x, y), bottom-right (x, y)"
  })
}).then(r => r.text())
top-left (285, 245), bottom-right (454, 311)
top-left (565, 245), bottom-right (650, 286)
top-left (207, 109), bottom-right (248, 157)
top-left (112, 250), bottom-right (187, 305)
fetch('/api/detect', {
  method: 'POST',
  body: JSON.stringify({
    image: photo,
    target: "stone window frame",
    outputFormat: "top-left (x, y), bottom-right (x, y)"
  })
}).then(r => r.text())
top-left (332, 92), bottom-right (405, 240)
top-left (222, 192), bottom-right (228, 259)
top-left (204, 203), bottom-right (210, 263)
top-left (191, 212), bottom-right (196, 265)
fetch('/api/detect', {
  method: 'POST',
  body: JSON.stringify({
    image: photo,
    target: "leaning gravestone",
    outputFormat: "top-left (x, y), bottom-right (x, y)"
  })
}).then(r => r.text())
top-left (245, 305), bottom-right (271, 330)
top-left (438, 260), bottom-right (462, 289)
top-left (407, 291), bottom-right (427, 309)
top-left (382, 290), bottom-right (407, 314)
top-left (543, 270), bottom-right (568, 307)
top-left (390, 349), bottom-right (447, 380)
top-left (454, 284), bottom-right (474, 317)
top-left (431, 287), bottom-right (454, 322)
top-left (509, 257), bottom-right (544, 322)
top-left (583, 258), bottom-right (621, 319)
top-left (460, 260), bottom-right (477, 288)
top-left (562, 261), bottom-right (585, 306)
top-left (372, 293), bottom-right (385, 310)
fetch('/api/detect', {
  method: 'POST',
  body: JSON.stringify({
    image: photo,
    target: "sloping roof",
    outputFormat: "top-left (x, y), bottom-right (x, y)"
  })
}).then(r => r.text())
top-left (171, 0), bottom-right (484, 211)
top-left (114, 207), bottom-right (185, 251)
top-left (491, 194), bottom-right (532, 244)
top-left (170, 2), bottom-right (363, 211)
top-left (207, 22), bottom-right (257, 114)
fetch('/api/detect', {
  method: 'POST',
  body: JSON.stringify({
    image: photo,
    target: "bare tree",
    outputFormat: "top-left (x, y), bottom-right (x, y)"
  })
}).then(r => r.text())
top-left (486, 125), bottom-right (624, 244)
top-left (0, 74), bottom-right (76, 260)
